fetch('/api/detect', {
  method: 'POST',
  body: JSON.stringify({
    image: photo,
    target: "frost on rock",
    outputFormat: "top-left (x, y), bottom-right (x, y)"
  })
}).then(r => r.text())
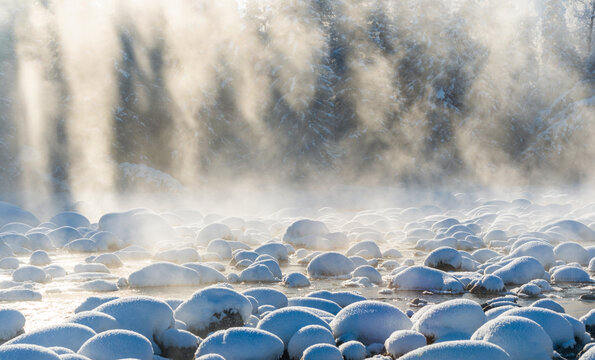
top-left (307, 252), bottom-right (355, 279)
top-left (471, 315), bottom-right (553, 360)
top-left (389, 266), bottom-right (465, 294)
top-left (128, 262), bottom-right (200, 288)
top-left (412, 299), bottom-right (486, 343)
top-left (175, 287), bottom-right (252, 337)
top-left (78, 329), bottom-right (153, 360)
top-left (331, 300), bottom-right (412, 345)
top-left (196, 328), bottom-right (284, 360)
top-left (398, 340), bottom-right (511, 360)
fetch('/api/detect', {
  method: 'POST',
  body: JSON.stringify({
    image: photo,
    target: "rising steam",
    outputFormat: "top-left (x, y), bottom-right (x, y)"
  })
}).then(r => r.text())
top-left (0, 0), bottom-right (594, 211)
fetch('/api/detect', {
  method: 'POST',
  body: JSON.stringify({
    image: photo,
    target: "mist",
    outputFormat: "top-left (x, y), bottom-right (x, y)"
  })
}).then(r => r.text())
top-left (0, 0), bottom-right (594, 213)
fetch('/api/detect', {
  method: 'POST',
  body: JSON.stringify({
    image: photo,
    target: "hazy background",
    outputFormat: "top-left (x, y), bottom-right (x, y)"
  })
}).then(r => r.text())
top-left (0, 0), bottom-right (593, 214)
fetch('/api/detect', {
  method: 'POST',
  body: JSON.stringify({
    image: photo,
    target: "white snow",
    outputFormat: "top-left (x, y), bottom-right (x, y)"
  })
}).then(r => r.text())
top-left (196, 223), bottom-right (232, 246)
top-left (78, 329), bottom-right (153, 360)
top-left (471, 315), bottom-right (553, 360)
top-left (389, 266), bottom-right (465, 293)
top-left (196, 328), bottom-right (284, 360)
top-left (338, 341), bottom-right (366, 360)
top-left (128, 262), bottom-right (200, 288)
top-left (4, 323), bottom-right (96, 352)
top-left (287, 324), bottom-right (335, 360)
top-left (29, 250), bottom-right (51, 266)
top-left (242, 287), bottom-right (287, 309)
top-left (412, 299), bottom-right (486, 342)
top-left (423, 247), bottom-right (462, 270)
top-left (67, 311), bottom-right (119, 333)
top-left (282, 272), bottom-right (311, 287)
top-left (12, 265), bottom-right (50, 283)
top-left (254, 243), bottom-right (289, 262)
top-left (182, 263), bottom-right (227, 284)
top-left (384, 330), bottom-right (426, 358)
top-left (331, 300), bottom-right (412, 345)
top-left (492, 257), bottom-right (546, 285)
top-left (287, 297), bottom-right (341, 315)
top-left (0, 309), bottom-right (25, 341)
top-left (530, 299), bottom-right (565, 313)
top-left (351, 265), bottom-right (383, 285)
top-left (301, 344), bottom-right (343, 360)
top-left (398, 340), bottom-right (511, 360)
top-left (73, 263), bottom-right (110, 274)
top-left (551, 266), bottom-right (592, 283)
top-left (154, 248), bottom-right (200, 264)
top-left (307, 290), bottom-right (366, 307)
top-left (505, 241), bottom-right (555, 268)
top-left (91, 253), bottom-right (123, 268)
top-left (175, 287), bottom-right (252, 334)
top-left (0, 344), bottom-right (61, 360)
top-left (307, 252), bottom-right (355, 279)
top-left (257, 307), bottom-right (332, 346)
top-left (554, 242), bottom-right (590, 266)
top-left (501, 307), bottom-right (576, 349)
top-left (345, 241), bottom-right (382, 259)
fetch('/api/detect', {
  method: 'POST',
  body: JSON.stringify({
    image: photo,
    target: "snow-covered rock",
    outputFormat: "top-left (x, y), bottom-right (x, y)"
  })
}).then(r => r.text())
top-left (0, 344), bottom-right (61, 360)
top-left (196, 223), bottom-right (232, 245)
top-left (287, 297), bottom-right (341, 315)
top-left (154, 248), bottom-right (200, 264)
top-left (128, 262), bottom-right (200, 288)
top-left (254, 243), bottom-right (289, 262)
top-left (331, 301), bottom-right (412, 345)
top-left (242, 287), bottom-right (287, 309)
top-left (91, 254), bottom-right (123, 269)
top-left (29, 250), bottom-right (51, 266)
top-left (471, 315), bottom-right (553, 360)
top-left (5, 323), bottom-right (96, 352)
top-left (551, 266), bottom-right (592, 283)
top-left (384, 330), bottom-right (426, 358)
top-left (345, 241), bottom-right (382, 259)
top-left (257, 307), bottom-right (331, 346)
top-left (0, 309), bottom-right (25, 342)
top-left (467, 274), bottom-right (506, 294)
top-left (67, 311), bottom-right (119, 333)
top-left (307, 252), bottom-right (355, 279)
top-left (283, 272), bottom-right (311, 287)
top-left (506, 241), bottom-right (555, 268)
top-left (554, 242), bottom-right (590, 266)
top-left (301, 344), bottom-right (343, 360)
top-left (78, 329), bottom-right (153, 360)
top-left (423, 247), bottom-right (462, 271)
top-left (492, 257), bottom-right (546, 285)
top-left (175, 287), bottom-right (252, 337)
top-left (196, 328), bottom-right (284, 360)
top-left (500, 307), bottom-right (576, 349)
top-left (287, 324), bottom-right (335, 360)
top-left (389, 266), bottom-right (465, 293)
top-left (398, 340), bottom-right (511, 360)
top-left (12, 265), bottom-right (50, 283)
top-left (412, 299), bottom-right (486, 342)
top-left (307, 290), bottom-right (366, 307)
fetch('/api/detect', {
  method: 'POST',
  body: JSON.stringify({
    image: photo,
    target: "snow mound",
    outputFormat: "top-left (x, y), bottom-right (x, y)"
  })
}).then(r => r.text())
top-left (492, 257), bottom-right (546, 285)
top-left (0, 257), bottom-right (19, 269)
top-left (78, 280), bottom-right (119, 292)
top-left (128, 262), bottom-right (200, 288)
top-left (95, 296), bottom-right (174, 345)
top-left (389, 266), bottom-right (465, 294)
top-left (0, 288), bottom-right (42, 301)
top-left (0, 202), bottom-right (39, 227)
top-left (242, 287), bottom-right (287, 309)
top-left (239, 264), bottom-right (277, 282)
top-left (254, 243), bottom-right (289, 262)
top-left (78, 329), bottom-right (153, 360)
top-left (0, 309), bottom-right (25, 341)
top-left (282, 272), bottom-right (311, 287)
top-left (257, 307), bottom-right (331, 346)
top-left (501, 307), bottom-right (575, 349)
top-left (182, 263), bottom-right (227, 284)
top-left (196, 328), bottom-right (284, 360)
top-left (64, 239), bottom-right (98, 253)
top-left (287, 324), bottom-right (335, 360)
top-left (302, 344), bottom-right (343, 360)
top-left (73, 263), bottom-right (110, 274)
top-left (423, 247), bottom-right (462, 271)
top-left (531, 299), bottom-right (565, 313)
top-left (283, 219), bottom-right (329, 248)
top-left (331, 300), bottom-right (412, 345)
top-left (472, 248), bottom-right (499, 263)
top-left (412, 299), bottom-right (486, 342)
top-left (91, 254), bottom-right (123, 269)
top-left (351, 265), bottom-right (383, 285)
top-left (196, 223), bottom-right (232, 246)
top-left (467, 274), bottom-right (506, 294)
top-left (384, 330), bottom-right (426, 358)
top-left (345, 241), bottom-right (382, 259)
top-left (398, 340), bottom-right (511, 360)
top-left (12, 265), bottom-right (50, 283)
top-left (5, 323), bottom-right (96, 352)
top-left (307, 290), bottom-right (366, 307)
top-left (0, 344), bottom-right (60, 360)
top-left (68, 311), bottom-right (119, 333)
top-left (287, 297), bottom-right (341, 315)
top-left (50, 212), bottom-right (90, 229)
top-left (551, 266), bottom-right (592, 283)
top-left (506, 241), bottom-right (555, 268)
top-left (554, 242), bottom-right (590, 266)
top-left (29, 250), bottom-right (51, 266)
top-left (74, 296), bottom-right (119, 313)
top-left (175, 287), bottom-right (252, 336)
top-left (307, 252), bottom-right (355, 279)
top-left (339, 341), bottom-right (367, 360)
top-left (471, 315), bottom-right (553, 360)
